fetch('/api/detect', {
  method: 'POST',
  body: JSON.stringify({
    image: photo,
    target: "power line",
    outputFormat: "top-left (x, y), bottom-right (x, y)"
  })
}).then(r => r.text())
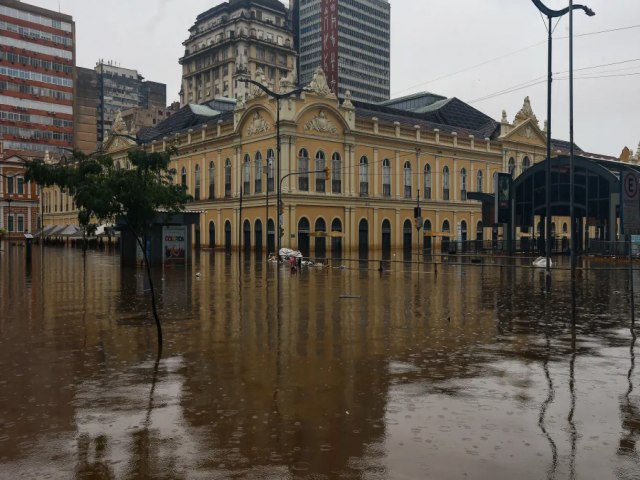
top-left (391, 24), bottom-right (640, 97)
top-left (468, 57), bottom-right (640, 104)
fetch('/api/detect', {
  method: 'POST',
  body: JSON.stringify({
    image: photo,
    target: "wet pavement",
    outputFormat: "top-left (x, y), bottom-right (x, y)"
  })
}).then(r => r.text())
top-left (0, 245), bottom-right (638, 479)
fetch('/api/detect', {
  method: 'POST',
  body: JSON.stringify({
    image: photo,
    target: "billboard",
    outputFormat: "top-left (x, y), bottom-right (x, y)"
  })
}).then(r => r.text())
top-left (622, 170), bottom-right (640, 235)
top-left (162, 226), bottom-right (187, 264)
top-left (321, 0), bottom-right (339, 95)
top-left (494, 172), bottom-right (511, 224)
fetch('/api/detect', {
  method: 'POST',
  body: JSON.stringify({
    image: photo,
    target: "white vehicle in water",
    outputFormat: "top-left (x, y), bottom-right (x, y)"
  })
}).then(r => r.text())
top-left (279, 248), bottom-right (303, 260)
top-left (532, 256), bottom-right (552, 268)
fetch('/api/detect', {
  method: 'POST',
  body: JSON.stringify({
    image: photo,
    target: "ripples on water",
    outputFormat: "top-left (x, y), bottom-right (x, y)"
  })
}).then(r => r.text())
top-left (0, 246), bottom-right (638, 479)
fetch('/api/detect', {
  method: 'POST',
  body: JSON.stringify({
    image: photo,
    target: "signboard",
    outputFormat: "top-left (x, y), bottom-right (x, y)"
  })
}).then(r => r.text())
top-left (162, 226), bottom-right (187, 264)
top-left (321, 0), bottom-right (339, 96)
top-left (622, 171), bottom-right (640, 235)
top-left (494, 172), bottom-right (511, 224)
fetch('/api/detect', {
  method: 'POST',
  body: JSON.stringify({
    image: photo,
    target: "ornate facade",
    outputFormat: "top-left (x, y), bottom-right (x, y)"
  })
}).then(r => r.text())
top-left (42, 69), bottom-right (636, 256)
top-left (180, 0), bottom-right (296, 105)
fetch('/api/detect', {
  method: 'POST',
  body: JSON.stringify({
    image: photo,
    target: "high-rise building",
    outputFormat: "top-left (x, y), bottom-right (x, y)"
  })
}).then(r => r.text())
top-left (95, 61), bottom-right (167, 144)
top-left (180, 0), bottom-right (296, 105)
top-left (0, 0), bottom-right (75, 156)
top-left (293, 0), bottom-right (390, 103)
top-left (74, 67), bottom-right (98, 154)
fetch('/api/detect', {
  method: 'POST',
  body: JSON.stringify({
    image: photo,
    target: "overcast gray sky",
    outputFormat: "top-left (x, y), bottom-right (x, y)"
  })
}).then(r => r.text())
top-left (27, 0), bottom-right (640, 156)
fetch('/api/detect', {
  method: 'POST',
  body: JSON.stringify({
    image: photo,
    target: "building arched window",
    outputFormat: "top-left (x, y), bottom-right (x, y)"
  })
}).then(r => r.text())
top-left (460, 168), bottom-right (467, 200)
top-left (298, 148), bottom-right (309, 191)
top-left (181, 167), bottom-right (187, 188)
top-left (224, 158), bottom-right (232, 196)
top-left (424, 164), bottom-right (431, 199)
top-left (315, 150), bottom-right (326, 193)
top-left (359, 155), bottom-right (369, 196)
top-left (243, 154), bottom-right (251, 195)
top-left (254, 151), bottom-right (263, 193)
top-left (331, 152), bottom-right (341, 193)
top-left (442, 165), bottom-right (450, 200)
top-left (194, 164), bottom-right (201, 200)
top-left (403, 161), bottom-right (412, 198)
top-left (266, 149), bottom-right (275, 192)
top-left (476, 170), bottom-right (483, 193)
top-left (442, 220), bottom-right (450, 233)
top-left (208, 161), bottom-right (215, 199)
top-left (508, 157), bottom-right (515, 177)
top-left (382, 158), bottom-right (391, 197)
top-left (522, 156), bottom-right (531, 171)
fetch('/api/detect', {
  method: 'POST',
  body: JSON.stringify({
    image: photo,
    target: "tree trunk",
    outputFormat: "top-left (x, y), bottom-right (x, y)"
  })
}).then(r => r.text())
top-left (134, 233), bottom-right (163, 352)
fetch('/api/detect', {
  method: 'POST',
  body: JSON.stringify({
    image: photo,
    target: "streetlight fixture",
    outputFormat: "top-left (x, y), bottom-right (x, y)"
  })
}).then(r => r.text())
top-left (530, 0), bottom-right (594, 286)
top-left (243, 78), bottom-right (308, 256)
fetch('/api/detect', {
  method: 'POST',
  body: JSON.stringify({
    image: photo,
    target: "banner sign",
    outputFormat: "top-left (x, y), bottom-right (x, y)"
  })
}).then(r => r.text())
top-left (321, 0), bottom-right (339, 95)
top-left (622, 170), bottom-right (640, 235)
top-left (162, 226), bottom-right (187, 264)
top-left (494, 172), bottom-right (511, 224)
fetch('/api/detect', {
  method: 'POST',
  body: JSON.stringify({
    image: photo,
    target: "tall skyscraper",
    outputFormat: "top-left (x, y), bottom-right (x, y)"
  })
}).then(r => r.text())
top-left (180, 0), bottom-right (296, 105)
top-left (0, 0), bottom-right (75, 156)
top-left (293, 0), bottom-right (390, 103)
top-left (95, 61), bottom-right (167, 145)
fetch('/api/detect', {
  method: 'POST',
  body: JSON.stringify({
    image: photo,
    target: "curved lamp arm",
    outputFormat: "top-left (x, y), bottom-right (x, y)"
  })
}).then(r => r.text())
top-left (243, 78), bottom-right (308, 99)
top-left (531, 0), bottom-right (595, 17)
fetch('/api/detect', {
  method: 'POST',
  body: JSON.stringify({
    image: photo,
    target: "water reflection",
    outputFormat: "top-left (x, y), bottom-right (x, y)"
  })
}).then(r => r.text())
top-left (0, 247), bottom-right (639, 478)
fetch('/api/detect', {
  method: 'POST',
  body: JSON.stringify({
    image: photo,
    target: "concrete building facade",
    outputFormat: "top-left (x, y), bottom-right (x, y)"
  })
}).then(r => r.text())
top-left (95, 61), bottom-right (166, 145)
top-left (0, 0), bottom-right (75, 157)
top-left (293, 0), bottom-right (391, 103)
top-left (180, 0), bottom-right (296, 105)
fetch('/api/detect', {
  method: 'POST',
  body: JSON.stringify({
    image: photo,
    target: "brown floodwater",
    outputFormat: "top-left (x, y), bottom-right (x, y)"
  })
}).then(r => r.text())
top-left (0, 245), bottom-right (638, 479)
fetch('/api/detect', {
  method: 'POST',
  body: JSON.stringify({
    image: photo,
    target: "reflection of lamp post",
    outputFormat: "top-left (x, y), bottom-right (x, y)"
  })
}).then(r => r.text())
top-left (530, 0), bottom-right (595, 285)
top-left (243, 79), bottom-right (307, 255)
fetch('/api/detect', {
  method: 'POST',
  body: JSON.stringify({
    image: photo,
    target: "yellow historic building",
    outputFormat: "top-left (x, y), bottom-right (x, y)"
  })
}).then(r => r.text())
top-left (42, 69), bottom-right (634, 256)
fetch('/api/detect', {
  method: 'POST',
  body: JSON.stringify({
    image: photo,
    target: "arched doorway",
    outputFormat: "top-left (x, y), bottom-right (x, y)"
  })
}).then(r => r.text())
top-left (255, 219), bottom-right (263, 253)
top-left (459, 220), bottom-right (468, 253)
top-left (403, 219), bottom-right (412, 252)
top-left (423, 220), bottom-right (432, 252)
top-left (476, 220), bottom-right (483, 251)
top-left (267, 219), bottom-right (275, 254)
top-left (315, 218), bottom-right (327, 259)
top-left (331, 218), bottom-right (342, 258)
top-left (243, 220), bottom-right (251, 252)
top-left (209, 221), bottom-right (215, 249)
top-left (442, 220), bottom-right (451, 253)
top-left (358, 219), bottom-right (369, 258)
top-left (381, 219), bottom-right (392, 258)
top-left (224, 221), bottom-right (232, 253)
top-left (298, 217), bottom-right (310, 257)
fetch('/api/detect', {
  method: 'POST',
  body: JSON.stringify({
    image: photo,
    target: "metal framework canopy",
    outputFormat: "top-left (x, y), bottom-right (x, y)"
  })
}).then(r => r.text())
top-left (512, 154), bottom-right (640, 241)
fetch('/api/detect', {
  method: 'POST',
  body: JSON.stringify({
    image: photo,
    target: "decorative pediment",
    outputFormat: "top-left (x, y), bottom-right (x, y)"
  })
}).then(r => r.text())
top-left (502, 117), bottom-right (546, 146)
top-left (307, 68), bottom-right (334, 97)
top-left (246, 111), bottom-right (271, 136)
top-left (304, 109), bottom-right (337, 134)
top-left (514, 96), bottom-right (539, 126)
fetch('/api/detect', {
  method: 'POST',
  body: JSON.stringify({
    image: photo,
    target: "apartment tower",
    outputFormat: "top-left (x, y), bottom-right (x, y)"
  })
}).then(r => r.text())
top-left (0, 0), bottom-right (75, 156)
top-left (293, 0), bottom-right (390, 103)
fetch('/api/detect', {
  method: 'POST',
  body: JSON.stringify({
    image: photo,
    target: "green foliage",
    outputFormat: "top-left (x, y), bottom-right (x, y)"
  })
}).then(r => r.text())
top-left (0, 227), bottom-right (7, 238)
top-left (25, 148), bottom-right (191, 237)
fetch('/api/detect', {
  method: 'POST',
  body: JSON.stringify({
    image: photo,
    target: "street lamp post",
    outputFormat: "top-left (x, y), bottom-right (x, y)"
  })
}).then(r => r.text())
top-left (243, 79), bottom-right (307, 257)
top-left (530, 0), bottom-right (594, 287)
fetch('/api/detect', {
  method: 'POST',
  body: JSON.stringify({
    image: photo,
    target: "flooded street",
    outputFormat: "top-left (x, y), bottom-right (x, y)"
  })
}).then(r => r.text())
top-left (1, 246), bottom-right (639, 479)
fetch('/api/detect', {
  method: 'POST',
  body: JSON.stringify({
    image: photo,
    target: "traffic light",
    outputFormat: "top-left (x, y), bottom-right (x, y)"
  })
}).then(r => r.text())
top-left (279, 227), bottom-right (284, 238)
top-left (324, 165), bottom-right (330, 179)
top-left (414, 206), bottom-right (422, 218)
